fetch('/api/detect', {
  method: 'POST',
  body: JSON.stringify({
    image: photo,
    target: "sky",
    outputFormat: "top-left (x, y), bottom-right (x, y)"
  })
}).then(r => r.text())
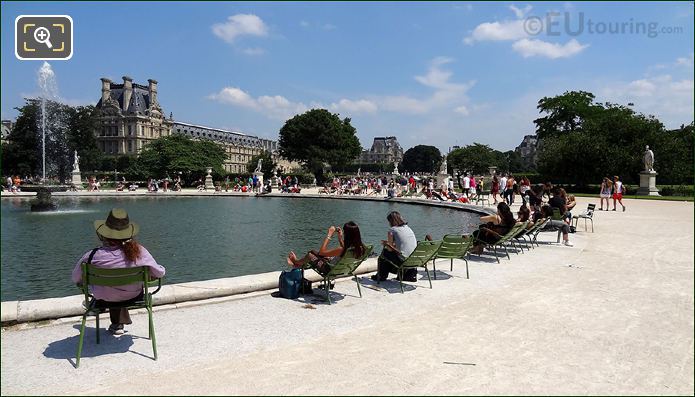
top-left (2, 1), bottom-right (693, 152)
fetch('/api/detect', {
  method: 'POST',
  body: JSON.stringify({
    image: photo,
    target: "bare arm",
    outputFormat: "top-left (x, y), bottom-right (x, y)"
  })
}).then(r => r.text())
top-left (317, 226), bottom-right (344, 257)
top-left (480, 214), bottom-right (500, 224)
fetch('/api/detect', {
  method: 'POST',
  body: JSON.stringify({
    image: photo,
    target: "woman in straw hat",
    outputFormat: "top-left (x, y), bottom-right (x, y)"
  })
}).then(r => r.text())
top-left (71, 208), bottom-right (165, 335)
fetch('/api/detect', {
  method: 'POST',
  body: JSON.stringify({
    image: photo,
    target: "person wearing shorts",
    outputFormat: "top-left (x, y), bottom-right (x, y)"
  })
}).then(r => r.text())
top-left (612, 175), bottom-right (626, 212)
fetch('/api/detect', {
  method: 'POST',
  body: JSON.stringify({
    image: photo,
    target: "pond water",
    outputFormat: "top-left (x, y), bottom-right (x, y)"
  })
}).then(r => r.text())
top-left (1, 196), bottom-right (480, 301)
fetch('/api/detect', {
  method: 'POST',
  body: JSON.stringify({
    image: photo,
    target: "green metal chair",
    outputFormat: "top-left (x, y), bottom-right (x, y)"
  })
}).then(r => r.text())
top-left (75, 264), bottom-right (162, 368)
top-left (379, 240), bottom-right (442, 293)
top-left (309, 245), bottom-right (373, 305)
top-left (432, 235), bottom-right (474, 279)
top-left (477, 223), bottom-right (525, 263)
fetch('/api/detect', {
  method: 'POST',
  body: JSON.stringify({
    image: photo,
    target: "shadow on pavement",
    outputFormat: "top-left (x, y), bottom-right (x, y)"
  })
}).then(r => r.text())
top-left (43, 324), bottom-right (135, 367)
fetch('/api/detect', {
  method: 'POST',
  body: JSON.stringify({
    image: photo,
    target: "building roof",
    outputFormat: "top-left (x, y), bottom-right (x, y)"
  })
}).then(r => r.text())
top-left (96, 84), bottom-right (151, 114)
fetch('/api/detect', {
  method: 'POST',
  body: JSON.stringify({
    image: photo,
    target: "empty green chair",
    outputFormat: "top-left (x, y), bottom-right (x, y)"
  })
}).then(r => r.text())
top-left (378, 240), bottom-right (442, 293)
top-left (309, 245), bottom-right (373, 305)
top-left (75, 263), bottom-right (162, 368)
top-left (432, 235), bottom-right (474, 279)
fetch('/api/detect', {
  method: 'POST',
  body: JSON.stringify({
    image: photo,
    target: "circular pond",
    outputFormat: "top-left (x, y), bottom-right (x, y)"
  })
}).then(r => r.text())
top-left (1, 196), bottom-right (481, 301)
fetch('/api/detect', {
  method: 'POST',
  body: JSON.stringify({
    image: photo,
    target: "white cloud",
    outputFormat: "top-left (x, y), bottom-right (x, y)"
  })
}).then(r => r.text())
top-left (299, 20), bottom-right (310, 28)
top-left (600, 74), bottom-right (694, 125)
top-left (208, 87), bottom-right (307, 120)
top-left (509, 4), bottom-right (532, 19)
top-left (463, 7), bottom-right (588, 60)
top-left (676, 52), bottom-right (694, 68)
top-left (464, 20), bottom-right (528, 44)
top-left (322, 23), bottom-right (337, 31)
top-left (212, 14), bottom-right (268, 44)
top-left (242, 47), bottom-right (266, 56)
top-left (330, 99), bottom-right (378, 114)
top-left (454, 105), bottom-right (470, 115)
top-left (512, 38), bottom-right (588, 59)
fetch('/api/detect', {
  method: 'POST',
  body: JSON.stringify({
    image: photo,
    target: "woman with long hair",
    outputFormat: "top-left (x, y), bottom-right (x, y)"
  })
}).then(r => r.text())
top-left (599, 177), bottom-right (612, 211)
top-left (491, 175), bottom-right (500, 204)
top-left (470, 202), bottom-right (517, 254)
top-left (71, 208), bottom-right (166, 335)
top-left (287, 221), bottom-right (366, 274)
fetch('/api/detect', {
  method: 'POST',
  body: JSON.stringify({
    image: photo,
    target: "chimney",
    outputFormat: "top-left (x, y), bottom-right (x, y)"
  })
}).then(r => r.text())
top-left (147, 79), bottom-right (158, 105)
top-left (122, 76), bottom-right (133, 112)
top-left (100, 78), bottom-right (111, 103)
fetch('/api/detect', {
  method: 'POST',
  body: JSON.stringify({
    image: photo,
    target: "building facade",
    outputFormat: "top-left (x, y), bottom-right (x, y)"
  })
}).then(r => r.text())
top-left (515, 134), bottom-right (540, 170)
top-left (359, 136), bottom-right (404, 164)
top-left (1, 119), bottom-right (13, 143)
top-left (95, 77), bottom-right (285, 174)
top-left (95, 76), bottom-right (173, 155)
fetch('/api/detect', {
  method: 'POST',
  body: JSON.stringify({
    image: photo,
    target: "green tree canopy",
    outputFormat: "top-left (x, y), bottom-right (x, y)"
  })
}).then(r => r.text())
top-left (447, 143), bottom-right (506, 175)
top-left (401, 145), bottom-right (442, 173)
top-left (535, 91), bottom-right (693, 185)
top-left (128, 134), bottom-right (226, 183)
top-left (278, 109), bottom-right (362, 182)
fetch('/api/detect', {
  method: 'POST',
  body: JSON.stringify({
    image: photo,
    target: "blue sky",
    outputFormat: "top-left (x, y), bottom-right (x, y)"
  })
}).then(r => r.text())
top-left (2, 1), bottom-right (693, 152)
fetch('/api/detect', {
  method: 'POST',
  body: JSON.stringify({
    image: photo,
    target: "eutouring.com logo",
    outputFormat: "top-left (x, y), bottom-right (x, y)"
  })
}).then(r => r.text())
top-left (523, 12), bottom-right (684, 39)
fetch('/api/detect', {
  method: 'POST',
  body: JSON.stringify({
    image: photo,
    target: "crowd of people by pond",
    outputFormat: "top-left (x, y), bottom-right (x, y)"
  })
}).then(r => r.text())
top-left (69, 169), bottom-right (631, 336)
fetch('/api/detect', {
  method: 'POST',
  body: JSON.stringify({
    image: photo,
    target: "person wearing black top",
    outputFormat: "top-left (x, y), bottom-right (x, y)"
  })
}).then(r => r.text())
top-left (469, 202), bottom-right (517, 254)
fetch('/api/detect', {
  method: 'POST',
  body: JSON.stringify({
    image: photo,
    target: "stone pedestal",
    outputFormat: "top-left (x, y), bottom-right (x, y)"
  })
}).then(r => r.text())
top-left (637, 171), bottom-right (660, 196)
top-left (436, 172), bottom-right (450, 190)
top-left (71, 170), bottom-right (83, 189)
top-left (204, 167), bottom-right (214, 190)
top-left (254, 171), bottom-right (264, 189)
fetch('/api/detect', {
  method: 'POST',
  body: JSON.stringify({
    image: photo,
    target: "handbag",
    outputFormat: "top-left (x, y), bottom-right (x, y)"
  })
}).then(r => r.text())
top-left (278, 268), bottom-right (303, 299)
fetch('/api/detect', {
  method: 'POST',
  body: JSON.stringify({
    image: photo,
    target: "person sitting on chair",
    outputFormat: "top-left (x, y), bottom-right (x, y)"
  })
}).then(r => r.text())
top-left (287, 222), bottom-right (366, 275)
top-left (470, 202), bottom-right (517, 254)
top-left (372, 211), bottom-right (418, 282)
top-left (71, 208), bottom-right (165, 335)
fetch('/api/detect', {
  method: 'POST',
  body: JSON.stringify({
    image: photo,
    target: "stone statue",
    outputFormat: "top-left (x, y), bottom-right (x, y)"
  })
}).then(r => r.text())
top-left (357, 167), bottom-right (361, 177)
top-left (73, 150), bottom-right (80, 172)
top-left (643, 145), bottom-right (655, 172)
top-left (393, 161), bottom-right (399, 175)
top-left (254, 159), bottom-right (263, 173)
top-left (440, 156), bottom-right (448, 174)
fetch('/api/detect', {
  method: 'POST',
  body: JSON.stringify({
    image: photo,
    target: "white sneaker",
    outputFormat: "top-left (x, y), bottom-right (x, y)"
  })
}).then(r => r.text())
top-left (108, 323), bottom-right (124, 335)
top-left (563, 241), bottom-right (574, 247)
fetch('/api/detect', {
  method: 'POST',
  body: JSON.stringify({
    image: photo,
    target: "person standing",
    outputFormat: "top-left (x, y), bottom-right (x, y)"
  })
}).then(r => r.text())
top-left (499, 174), bottom-right (508, 203)
top-left (491, 175), bottom-right (500, 204)
top-left (72, 208), bottom-right (165, 335)
top-left (372, 211), bottom-right (418, 282)
top-left (599, 177), bottom-right (612, 211)
top-left (612, 176), bottom-right (626, 211)
top-left (462, 173), bottom-right (471, 197)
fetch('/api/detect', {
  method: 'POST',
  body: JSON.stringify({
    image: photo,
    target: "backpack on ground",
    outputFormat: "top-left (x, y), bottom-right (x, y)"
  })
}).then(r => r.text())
top-left (279, 268), bottom-right (303, 299)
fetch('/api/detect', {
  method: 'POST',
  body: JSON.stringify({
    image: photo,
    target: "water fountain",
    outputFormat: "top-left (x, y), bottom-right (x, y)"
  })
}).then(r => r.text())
top-left (37, 62), bottom-right (59, 183)
top-left (30, 188), bottom-right (57, 211)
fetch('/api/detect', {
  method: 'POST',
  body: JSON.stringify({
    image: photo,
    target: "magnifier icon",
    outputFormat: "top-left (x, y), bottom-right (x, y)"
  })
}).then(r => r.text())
top-left (33, 27), bottom-right (53, 49)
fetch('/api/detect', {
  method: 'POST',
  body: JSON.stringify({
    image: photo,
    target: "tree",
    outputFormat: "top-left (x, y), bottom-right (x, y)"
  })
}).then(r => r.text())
top-left (246, 150), bottom-right (277, 178)
top-left (278, 109), bottom-right (362, 182)
top-left (401, 145), bottom-right (442, 173)
top-left (447, 143), bottom-right (504, 175)
top-left (534, 90), bottom-right (601, 139)
top-left (128, 134), bottom-right (226, 183)
top-left (534, 91), bottom-right (693, 185)
top-left (66, 105), bottom-right (103, 172)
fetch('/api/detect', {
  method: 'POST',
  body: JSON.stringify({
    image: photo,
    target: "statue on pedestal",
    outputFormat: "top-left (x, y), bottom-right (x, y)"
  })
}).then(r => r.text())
top-left (393, 162), bottom-right (399, 175)
top-left (254, 159), bottom-right (263, 173)
top-left (73, 151), bottom-right (80, 172)
top-left (439, 156), bottom-right (448, 174)
top-left (643, 145), bottom-right (655, 172)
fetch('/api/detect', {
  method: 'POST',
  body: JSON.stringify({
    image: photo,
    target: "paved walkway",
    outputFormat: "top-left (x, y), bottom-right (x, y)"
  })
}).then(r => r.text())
top-left (1, 197), bottom-right (693, 395)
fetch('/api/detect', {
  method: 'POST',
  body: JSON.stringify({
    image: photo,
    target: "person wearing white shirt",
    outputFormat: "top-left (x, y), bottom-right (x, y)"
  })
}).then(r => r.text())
top-left (463, 174), bottom-right (471, 197)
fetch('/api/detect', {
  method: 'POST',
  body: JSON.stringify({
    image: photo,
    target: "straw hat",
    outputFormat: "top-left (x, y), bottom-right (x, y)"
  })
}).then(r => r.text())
top-left (94, 208), bottom-right (139, 240)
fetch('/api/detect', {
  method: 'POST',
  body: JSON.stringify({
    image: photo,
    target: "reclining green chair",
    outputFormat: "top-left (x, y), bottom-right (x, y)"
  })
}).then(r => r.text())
top-left (432, 235), bottom-right (474, 279)
top-left (477, 223), bottom-right (526, 263)
top-left (75, 263), bottom-right (162, 368)
top-left (308, 245), bottom-right (373, 305)
top-left (378, 240), bottom-right (442, 293)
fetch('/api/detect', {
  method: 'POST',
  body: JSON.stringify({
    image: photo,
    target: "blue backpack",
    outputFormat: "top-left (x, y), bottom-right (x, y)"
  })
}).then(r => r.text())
top-left (279, 268), bottom-right (303, 299)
